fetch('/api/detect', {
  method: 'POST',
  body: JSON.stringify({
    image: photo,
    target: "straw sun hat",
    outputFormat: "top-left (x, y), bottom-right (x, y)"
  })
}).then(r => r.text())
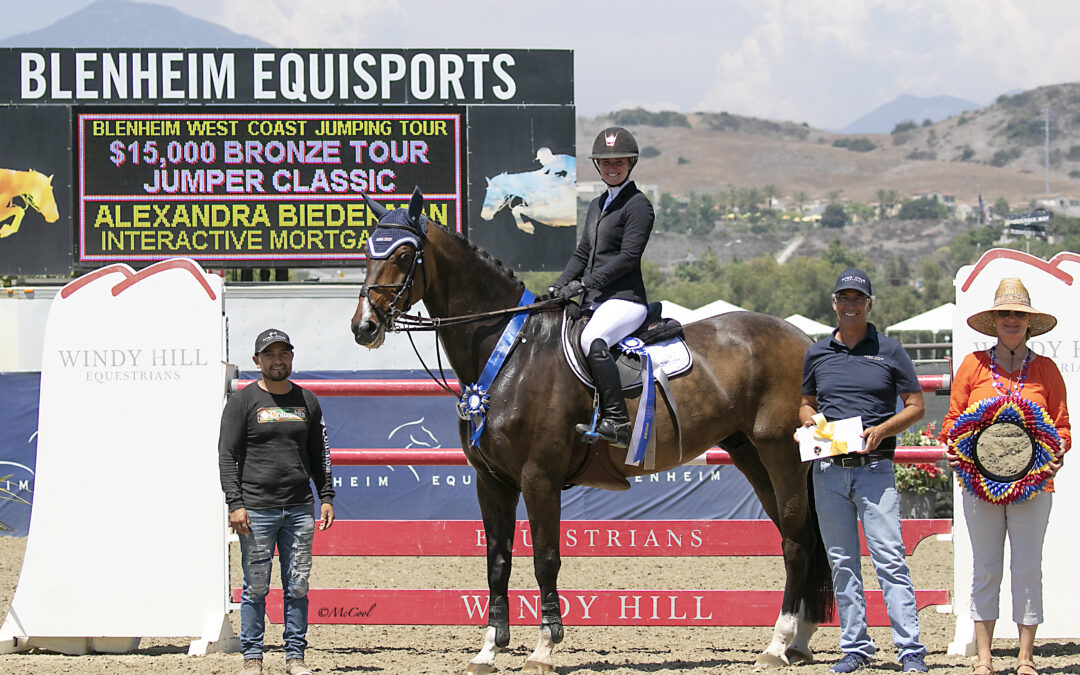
top-left (966, 277), bottom-right (1057, 337)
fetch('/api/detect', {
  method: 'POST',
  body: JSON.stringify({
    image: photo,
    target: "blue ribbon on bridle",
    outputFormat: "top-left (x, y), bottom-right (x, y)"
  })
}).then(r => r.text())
top-left (458, 288), bottom-right (535, 447)
top-left (617, 336), bottom-right (657, 468)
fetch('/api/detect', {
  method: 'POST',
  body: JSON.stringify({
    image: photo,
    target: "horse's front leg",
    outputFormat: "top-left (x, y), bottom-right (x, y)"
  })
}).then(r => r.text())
top-left (0, 206), bottom-right (25, 238)
top-left (464, 470), bottom-right (520, 675)
top-left (520, 468), bottom-right (563, 673)
top-left (510, 206), bottom-right (535, 234)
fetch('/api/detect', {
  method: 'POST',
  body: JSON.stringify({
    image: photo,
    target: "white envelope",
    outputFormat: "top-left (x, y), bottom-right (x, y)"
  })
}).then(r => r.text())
top-left (797, 415), bottom-right (865, 462)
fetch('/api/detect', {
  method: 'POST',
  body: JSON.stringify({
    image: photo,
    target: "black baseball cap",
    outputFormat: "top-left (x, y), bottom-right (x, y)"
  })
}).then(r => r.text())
top-left (254, 328), bottom-right (293, 355)
top-left (833, 268), bottom-right (872, 297)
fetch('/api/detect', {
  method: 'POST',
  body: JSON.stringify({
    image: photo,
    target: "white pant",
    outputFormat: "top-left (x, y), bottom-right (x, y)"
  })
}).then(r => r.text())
top-left (580, 299), bottom-right (647, 353)
top-left (962, 490), bottom-right (1052, 624)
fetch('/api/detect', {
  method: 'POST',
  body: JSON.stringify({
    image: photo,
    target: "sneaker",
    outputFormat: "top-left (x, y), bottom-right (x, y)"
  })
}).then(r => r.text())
top-left (830, 652), bottom-right (871, 673)
top-left (901, 652), bottom-right (929, 672)
top-left (239, 658), bottom-right (263, 675)
top-left (286, 658), bottom-right (313, 675)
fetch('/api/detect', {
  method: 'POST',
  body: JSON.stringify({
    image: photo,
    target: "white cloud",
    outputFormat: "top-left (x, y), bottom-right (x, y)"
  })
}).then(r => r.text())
top-left (10, 0), bottom-right (1080, 128)
top-left (697, 0), bottom-right (1080, 129)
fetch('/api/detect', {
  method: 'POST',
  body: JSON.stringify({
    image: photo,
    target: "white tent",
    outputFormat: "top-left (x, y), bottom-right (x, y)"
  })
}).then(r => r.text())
top-left (785, 313), bottom-right (833, 337)
top-left (660, 300), bottom-right (696, 323)
top-left (690, 298), bottom-right (746, 322)
top-left (885, 302), bottom-right (956, 334)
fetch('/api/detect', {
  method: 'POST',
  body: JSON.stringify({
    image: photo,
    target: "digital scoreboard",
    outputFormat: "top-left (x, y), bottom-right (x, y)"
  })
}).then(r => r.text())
top-left (76, 109), bottom-right (463, 264)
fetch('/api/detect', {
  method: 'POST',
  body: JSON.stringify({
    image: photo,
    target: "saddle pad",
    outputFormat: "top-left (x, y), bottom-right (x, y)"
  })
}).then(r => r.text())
top-left (561, 312), bottom-right (693, 390)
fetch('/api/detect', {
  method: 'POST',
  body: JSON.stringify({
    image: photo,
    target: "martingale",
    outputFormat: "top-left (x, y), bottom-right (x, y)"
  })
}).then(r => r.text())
top-left (946, 394), bottom-right (1061, 504)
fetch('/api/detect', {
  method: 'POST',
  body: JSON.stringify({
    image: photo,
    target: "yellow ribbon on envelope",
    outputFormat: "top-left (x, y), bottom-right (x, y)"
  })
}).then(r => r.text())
top-left (812, 413), bottom-right (847, 453)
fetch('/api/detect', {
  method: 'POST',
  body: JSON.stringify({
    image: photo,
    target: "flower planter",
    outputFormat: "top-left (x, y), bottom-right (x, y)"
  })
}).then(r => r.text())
top-left (899, 491), bottom-right (935, 519)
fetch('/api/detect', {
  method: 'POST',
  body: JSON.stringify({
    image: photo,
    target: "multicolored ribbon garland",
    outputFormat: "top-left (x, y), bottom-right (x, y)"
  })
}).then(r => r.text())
top-left (457, 289), bottom-right (535, 447)
top-left (946, 394), bottom-right (1060, 504)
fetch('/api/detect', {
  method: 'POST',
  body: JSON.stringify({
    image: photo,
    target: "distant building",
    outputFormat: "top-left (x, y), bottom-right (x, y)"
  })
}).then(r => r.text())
top-left (1034, 194), bottom-right (1080, 218)
top-left (911, 189), bottom-right (956, 216)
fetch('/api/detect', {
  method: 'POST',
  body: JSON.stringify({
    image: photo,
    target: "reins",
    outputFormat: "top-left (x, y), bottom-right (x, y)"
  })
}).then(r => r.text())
top-left (391, 297), bottom-right (563, 331)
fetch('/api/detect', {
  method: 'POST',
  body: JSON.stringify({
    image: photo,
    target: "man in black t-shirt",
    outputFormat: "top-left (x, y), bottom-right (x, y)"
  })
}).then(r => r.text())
top-left (219, 328), bottom-right (334, 675)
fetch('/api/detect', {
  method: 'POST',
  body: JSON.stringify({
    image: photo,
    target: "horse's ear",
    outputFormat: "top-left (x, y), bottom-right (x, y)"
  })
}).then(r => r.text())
top-left (407, 186), bottom-right (424, 225)
top-left (362, 193), bottom-right (388, 220)
top-left (48, 174), bottom-right (54, 184)
top-left (485, 177), bottom-right (491, 186)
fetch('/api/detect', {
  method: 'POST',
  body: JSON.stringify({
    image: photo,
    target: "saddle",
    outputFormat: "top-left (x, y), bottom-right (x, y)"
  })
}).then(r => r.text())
top-left (561, 302), bottom-right (692, 391)
top-left (561, 303), bottom-right (692, 492)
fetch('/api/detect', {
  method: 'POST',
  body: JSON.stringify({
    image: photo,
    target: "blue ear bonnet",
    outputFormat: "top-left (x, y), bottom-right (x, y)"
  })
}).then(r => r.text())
top-left (366, 207), bottom-right (429, 260)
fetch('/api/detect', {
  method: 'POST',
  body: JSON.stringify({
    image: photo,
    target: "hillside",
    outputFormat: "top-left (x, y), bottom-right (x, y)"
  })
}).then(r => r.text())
top-left (577, 83), bottom-right (1080, 207)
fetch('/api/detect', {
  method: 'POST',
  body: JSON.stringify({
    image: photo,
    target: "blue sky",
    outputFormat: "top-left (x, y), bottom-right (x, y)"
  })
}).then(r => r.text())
top-left (4, 0), bottom-right (1079, 130)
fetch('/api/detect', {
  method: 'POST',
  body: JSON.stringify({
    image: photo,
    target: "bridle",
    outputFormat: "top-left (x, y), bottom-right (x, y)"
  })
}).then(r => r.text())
top-left (360, 193), bottom-right (559, 334)
top-left (358, 191), bottom-right (561, 396)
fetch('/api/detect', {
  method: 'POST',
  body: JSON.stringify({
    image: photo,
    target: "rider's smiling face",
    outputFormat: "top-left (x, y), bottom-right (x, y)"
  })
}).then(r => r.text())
top-left (597, 157), bottom-right (630, 187)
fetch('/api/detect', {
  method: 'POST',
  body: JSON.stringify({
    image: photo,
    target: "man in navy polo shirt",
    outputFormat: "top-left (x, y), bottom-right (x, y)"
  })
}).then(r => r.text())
top-left (800, 268), bottom-right (928, 673)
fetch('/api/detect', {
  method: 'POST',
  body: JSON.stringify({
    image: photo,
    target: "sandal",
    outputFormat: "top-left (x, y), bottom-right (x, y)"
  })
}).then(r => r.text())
top-left (1016, 659), bottom-right (1038, 675)
top-left (971, 664), bottom-right (994, 675)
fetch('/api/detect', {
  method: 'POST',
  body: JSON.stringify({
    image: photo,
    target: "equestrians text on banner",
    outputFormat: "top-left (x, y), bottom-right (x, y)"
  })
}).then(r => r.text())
top-left (76, 108), bottom-right (463, 265)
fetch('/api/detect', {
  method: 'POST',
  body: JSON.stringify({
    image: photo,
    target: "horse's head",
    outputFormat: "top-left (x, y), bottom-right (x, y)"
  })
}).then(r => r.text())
top-left (351, 188), bottom-right (429, 348)
top-left (479, 174), bottom-right (508, 221)
top-left (26, 172), bottom-right (59, 223)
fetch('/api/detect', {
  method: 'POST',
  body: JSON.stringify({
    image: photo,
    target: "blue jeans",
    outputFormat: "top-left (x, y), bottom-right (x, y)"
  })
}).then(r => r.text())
top-left (239, 505), bottom-right (315, 660)
top-left (813, 458), bottom-right (925, 662)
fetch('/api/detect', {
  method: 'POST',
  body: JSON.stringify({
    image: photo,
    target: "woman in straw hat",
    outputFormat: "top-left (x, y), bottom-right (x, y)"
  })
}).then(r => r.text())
top-left (940, 278), bottom-right (1069, 675)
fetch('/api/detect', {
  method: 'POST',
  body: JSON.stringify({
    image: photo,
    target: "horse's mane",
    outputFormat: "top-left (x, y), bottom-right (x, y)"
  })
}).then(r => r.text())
top-left (436, 221), bottom-right (525, 291)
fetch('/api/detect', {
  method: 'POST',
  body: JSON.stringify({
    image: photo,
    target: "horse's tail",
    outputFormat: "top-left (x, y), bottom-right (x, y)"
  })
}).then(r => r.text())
top-left (800, 469), bottom-right (835, 624)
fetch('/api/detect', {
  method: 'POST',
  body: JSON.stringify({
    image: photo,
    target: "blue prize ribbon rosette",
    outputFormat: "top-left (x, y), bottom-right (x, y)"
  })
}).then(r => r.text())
top-left (946, 394), bottom-right (1061, 504)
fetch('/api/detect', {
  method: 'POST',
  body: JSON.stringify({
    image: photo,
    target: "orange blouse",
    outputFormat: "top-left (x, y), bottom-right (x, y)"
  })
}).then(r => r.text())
top-left (941, 350), bottom-right (1071, 458)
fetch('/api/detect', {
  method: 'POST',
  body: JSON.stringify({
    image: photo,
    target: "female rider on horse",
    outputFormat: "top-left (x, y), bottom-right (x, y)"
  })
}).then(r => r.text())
top-left (549, 126), bottom-right (654, 448)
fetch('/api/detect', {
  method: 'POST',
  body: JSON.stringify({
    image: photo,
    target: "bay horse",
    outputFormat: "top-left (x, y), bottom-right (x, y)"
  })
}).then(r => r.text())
top-left (351, 189), bottom-right (832, 673)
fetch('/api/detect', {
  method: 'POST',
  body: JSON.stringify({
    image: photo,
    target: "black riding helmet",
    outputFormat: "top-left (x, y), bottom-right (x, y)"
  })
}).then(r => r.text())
top-left (589, 126), bottom-right (639, 176)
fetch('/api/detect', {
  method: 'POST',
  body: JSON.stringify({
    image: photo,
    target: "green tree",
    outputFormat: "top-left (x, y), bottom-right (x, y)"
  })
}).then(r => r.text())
top-left (693, 193), bottom-right (717, 234)
top-left (994, 197), bottom-right (1010, 216)
top-left (876, 189), bottom-right (890, 219)
top-left (657, 192), bottom-right (684, 232)
top-left (821, 203), bottom-right (848, 228)
top-left (848, 202), bottom-right (875, 223)
top-left (762, 184), bottom-right (781, 211)
top-left (792, 191), bottom-right (809, 215)
top-left (898, 197), bottom-right (946, 220)
top-left (821, 239), bottom-right (871, 270)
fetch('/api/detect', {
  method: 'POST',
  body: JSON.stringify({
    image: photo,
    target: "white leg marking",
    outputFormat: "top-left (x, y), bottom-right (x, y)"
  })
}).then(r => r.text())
top-left (755, 611), bottom-right (797, 669)
top-left (523, 625), bottom-right (557, 672)
top-left (464, 626), bottom-right (500, 674)
top-left (786, 616), bottom-right (818, 664)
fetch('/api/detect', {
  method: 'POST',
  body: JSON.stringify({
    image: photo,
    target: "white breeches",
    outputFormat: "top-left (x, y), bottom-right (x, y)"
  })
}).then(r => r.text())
top-left (580, 299), bottom-right (648, 353)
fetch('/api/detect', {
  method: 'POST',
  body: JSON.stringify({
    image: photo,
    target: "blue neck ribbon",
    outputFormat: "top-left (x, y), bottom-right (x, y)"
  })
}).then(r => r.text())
top-left (618, 337), bottom-right (657, 468)
top-left (458, 289), bottom-right (535, 447)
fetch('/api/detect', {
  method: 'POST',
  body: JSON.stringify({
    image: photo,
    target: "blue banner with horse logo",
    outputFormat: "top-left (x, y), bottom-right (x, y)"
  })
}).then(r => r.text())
top-left (0, 369), bottom-right (768, 535)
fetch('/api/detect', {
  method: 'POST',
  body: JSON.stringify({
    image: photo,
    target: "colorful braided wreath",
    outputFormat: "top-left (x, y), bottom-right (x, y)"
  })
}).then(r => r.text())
top-left (946, 395), bottom-right (1060, 504)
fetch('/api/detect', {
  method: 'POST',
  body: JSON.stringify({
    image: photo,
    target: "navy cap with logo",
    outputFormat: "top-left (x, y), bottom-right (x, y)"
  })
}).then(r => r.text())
top-left (833, 268), bottom-right (873, 297)
top-left (254, 328), bottom-right (293, 355)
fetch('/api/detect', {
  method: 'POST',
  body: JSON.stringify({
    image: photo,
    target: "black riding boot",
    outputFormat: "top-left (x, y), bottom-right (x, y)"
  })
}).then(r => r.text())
top-left (575, 338), bottom-right (631, 447)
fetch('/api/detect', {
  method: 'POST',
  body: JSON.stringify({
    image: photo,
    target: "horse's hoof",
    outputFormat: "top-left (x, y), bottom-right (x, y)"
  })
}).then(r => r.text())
top-left (753, 652), bottom-right (789, 670)
top-left (784, 647), bottom-right (813, 665)
top-left (522, 659), bottom-right (556, 673)
top-left (463, 663), bottom-right (497, 675)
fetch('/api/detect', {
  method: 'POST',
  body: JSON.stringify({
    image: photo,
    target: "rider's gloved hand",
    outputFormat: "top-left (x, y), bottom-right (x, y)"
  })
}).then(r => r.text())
top-left (557, 280), bottom-right (585, 301)
top-left (542, 285), bottom-right (563, 301)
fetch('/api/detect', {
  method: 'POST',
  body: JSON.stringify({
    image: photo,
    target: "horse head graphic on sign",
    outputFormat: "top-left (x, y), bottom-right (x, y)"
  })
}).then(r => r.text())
top-left (479, 148), bottom-right (576, 235)
top-left (0, 168), bottom-right (59, 239)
